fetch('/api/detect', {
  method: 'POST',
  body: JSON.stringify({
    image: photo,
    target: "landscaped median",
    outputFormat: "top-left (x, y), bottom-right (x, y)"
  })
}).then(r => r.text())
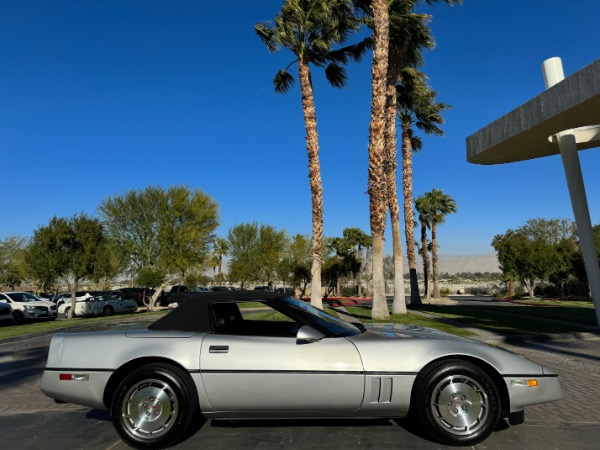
top-left (346, 300), bottom-right (600, 337)
top-left (0, 310), bottom-right (167, 342)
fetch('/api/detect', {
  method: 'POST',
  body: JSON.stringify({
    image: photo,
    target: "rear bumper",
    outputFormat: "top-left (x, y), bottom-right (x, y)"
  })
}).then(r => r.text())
top-left (40, 369), bottom-right (112, 410)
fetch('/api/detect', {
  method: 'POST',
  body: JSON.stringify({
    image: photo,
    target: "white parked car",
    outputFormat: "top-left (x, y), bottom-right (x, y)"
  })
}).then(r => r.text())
top-left (58, 293), bottom-right (138, 317)
top-left (0, 291), bottom-right (58, 324)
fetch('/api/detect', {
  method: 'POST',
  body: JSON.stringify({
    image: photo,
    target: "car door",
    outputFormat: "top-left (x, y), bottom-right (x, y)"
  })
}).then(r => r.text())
top-left (200, 304), bottom-right (365, 414)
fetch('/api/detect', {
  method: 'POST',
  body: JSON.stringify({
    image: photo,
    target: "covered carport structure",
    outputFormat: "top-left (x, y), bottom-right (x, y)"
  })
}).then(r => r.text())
top-left (467, 57), bottom-right (600, 326)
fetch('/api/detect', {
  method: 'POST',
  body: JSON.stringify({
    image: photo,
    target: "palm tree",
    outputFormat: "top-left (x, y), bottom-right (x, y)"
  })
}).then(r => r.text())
top-left (365, 0), bottom-right (391, 320)
top-left (397, 69), bottom-right (450, 303)
top-left (355, 0), bottom-right (457, 313)
top-left (343, 227), bottom-right (371, 296)
top-left (211, 237), bottom-right (229, 281)
top-left (419, 188), bottom-right (457, 298)
top-left (414, 194), bottom-right (432, 300)
top-left (385, 3), bottom-right (434, 314)
top-left (256, 1), bottom-right (366, 309)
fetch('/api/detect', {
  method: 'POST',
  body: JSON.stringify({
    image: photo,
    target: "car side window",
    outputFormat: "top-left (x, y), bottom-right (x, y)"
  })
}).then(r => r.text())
top-left (211, 302), bottom-right (300, 338)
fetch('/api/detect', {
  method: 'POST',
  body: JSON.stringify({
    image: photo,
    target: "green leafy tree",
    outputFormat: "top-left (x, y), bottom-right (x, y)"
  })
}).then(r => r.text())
top-left (227, 223), bottom-right (287, 289)
top-left (0, 235), bottom-right (28, 290)
top-left (279, 234), bottom-right (313, 297)
top-left (135, 268), bottom-right (165, 305)
top-left (256, 0), bottom-right (366, 309)
top-left (492, 218), bottom-right (575, 299)
top-left (322, 236), bottom-right (360, 298)
top-left (99, 186), bottom-right (219, 309)
top-left (28, 215), bottom-right (110, 319)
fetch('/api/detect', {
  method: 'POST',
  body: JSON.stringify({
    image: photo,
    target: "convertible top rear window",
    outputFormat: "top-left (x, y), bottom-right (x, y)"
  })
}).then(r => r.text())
top-left (147, 291), bottom-right (360, 337)
top-left (148, 291), bottom-right (288, 333)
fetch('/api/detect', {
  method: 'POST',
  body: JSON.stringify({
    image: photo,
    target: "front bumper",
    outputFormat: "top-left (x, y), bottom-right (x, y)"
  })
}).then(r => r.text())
top-left (505, 374), bottom-right (563, 412)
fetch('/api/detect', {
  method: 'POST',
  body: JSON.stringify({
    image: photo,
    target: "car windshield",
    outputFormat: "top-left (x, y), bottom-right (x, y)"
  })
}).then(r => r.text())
top-left (273, 297), bottom-right (362, 337)
top-left (6, 292), bottom-right (40, 302)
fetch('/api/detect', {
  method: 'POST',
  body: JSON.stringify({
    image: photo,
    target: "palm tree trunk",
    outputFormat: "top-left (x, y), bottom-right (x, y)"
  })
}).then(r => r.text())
top-left (366, 246), bottom-right (372, 296)
top-left (368, 0), bottom-right (390, 320)
top-left (431, 222), bottom-right (441, 298)
top-left (420, 220), bottom-right (431, 300)
top-left (384, 55), bottom-right (406, 315)
top-left (402, 129), bottom-right (421, 305)
top-left (298, 59), bottom-right (324, 310)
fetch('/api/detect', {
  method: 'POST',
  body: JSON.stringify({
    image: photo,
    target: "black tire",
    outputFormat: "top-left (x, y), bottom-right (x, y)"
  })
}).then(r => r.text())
top-left (111, 363), bottom-right (199, 449)
top-left (103, 306), bottom-right (114, 316)
top-left (64, 306), bottom-right (75, 318)
top-left (13, 311), bottom-right (25, 325)
top-left (413, 359), bottom-right (500, 446)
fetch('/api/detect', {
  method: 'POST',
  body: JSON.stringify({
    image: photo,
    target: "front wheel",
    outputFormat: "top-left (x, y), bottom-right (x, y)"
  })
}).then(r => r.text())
top-left (103, 306), bottom-right (114, 316)
top-left (13, 311), bottom-right (25, 325)
top-left (413, 359), bottom-right (500, 446)
top-left (111, 363), bottom-right (199, 449)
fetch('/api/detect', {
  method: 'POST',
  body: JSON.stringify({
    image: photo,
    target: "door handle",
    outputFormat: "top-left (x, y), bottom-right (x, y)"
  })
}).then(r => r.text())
top-left (209, 345), bottom-right (229, 353)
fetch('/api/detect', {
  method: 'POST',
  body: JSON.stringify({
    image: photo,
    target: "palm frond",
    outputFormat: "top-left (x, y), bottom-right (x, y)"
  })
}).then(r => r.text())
top-left (274, 69), bottom-right (295, 94)
top-left (325, 63), bottom-right (347, 88)
top-left (255, 23), bottom-right (279, 52)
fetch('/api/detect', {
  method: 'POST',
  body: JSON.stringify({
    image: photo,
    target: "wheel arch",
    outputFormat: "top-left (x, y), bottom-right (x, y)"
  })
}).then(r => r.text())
top-left (410, 355), bottom-right (510, 419)
top-left (103, 357), bottom-right (195, 409)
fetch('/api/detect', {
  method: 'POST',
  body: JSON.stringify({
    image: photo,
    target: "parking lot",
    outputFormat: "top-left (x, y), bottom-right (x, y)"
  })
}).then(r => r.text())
top-left (1, 314), bottom-right (599, 449)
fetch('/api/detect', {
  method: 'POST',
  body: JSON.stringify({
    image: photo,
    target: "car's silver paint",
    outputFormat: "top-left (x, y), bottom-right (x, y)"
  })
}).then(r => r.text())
top-left (40, 322), bottom-right (563, 419)
top-left (200, 333), bottom-right (364, 413)
top-left (350, 324), bottom-right (546, 376)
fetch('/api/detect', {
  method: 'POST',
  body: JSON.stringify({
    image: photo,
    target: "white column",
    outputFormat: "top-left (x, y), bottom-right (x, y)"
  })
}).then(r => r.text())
top-left (542, 57), bottom-right (600, 326)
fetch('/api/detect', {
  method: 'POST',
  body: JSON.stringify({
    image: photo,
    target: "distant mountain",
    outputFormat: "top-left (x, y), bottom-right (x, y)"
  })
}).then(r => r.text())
top-left (408, 253), bottom-right (501, 274)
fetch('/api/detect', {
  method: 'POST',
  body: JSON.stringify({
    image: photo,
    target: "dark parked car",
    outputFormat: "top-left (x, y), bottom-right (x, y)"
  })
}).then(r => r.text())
top-left (157, 285), bottom-right (190, 306)
top-left (253, 285), bottom-right (272, 292)
top-left (0, 301), bottom-right (15, 325)
top-left (115, 287), bottom-right (156, 306)
top-left (275, 287), bottom-right (296, 296)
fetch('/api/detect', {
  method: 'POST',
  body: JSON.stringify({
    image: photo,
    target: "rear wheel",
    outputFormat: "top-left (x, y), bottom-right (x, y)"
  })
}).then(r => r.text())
top-left (413, 359), bottom-right (500, 446)
top-left (103, 306), bottom-right (114, 316)
top-left (111, 363), bottom-right (199, 449)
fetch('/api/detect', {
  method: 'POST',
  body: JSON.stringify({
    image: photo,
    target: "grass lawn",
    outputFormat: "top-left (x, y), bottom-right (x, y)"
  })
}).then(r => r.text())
top-left (512, 299), bottom-right (594, 308)
top-left (413, 304), bottom-right (598, 336)
top-left (343, 306), bottom-right (476, 337)
top-left (0, 310), bottom-right (166, 340)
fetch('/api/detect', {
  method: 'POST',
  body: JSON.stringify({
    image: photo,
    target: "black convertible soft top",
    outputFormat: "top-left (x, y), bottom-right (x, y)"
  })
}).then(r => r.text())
top-left (148, 290), bottom-right (288, 333)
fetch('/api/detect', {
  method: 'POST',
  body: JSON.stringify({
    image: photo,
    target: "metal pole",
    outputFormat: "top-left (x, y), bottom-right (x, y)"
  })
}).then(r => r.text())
top-left (542, 57), bottom-right (600, 326)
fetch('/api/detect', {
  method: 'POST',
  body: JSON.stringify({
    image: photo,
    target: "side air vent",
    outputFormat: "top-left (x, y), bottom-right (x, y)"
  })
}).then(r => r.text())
top-left (370, 377), bottom-right (393, 403)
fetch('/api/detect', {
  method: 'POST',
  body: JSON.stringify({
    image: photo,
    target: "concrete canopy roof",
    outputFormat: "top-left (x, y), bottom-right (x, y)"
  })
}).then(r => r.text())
top-left (467, 58), bottom-right (600, 165)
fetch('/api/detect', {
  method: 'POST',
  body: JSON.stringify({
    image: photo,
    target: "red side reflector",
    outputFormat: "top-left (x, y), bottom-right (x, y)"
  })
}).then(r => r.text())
top-left (59, 374), bottom-right (72, 381)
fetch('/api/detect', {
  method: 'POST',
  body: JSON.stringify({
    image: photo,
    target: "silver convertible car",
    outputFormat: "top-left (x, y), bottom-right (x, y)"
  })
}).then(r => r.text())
top-left (40, 291), bottom-right (563, 448)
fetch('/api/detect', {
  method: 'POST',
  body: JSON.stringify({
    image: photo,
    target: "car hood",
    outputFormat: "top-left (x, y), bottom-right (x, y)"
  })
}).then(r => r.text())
top-left (347, 323), bottom-right (545, 375)
top-left (358, 322), bottom-right (472, 342)
top-left (21, 300), bottom-right (55, 307)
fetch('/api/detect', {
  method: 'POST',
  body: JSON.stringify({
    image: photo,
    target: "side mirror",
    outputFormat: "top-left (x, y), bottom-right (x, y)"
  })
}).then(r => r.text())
top-left (296, 325), bottom-right (325, 344)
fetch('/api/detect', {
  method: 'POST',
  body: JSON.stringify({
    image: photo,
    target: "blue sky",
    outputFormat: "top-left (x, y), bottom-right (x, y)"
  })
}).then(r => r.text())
top-left (2, 0), bottom-right (599, 255)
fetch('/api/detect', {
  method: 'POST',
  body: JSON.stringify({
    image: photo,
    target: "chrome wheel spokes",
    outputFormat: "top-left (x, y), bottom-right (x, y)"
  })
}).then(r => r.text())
top-left (430, 375), bottom-right (488, 436)
top-left (121, 378), bottom-right (178, 437)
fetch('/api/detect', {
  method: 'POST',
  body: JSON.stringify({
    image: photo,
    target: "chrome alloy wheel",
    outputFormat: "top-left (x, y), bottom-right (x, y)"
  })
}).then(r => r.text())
top-left (121, 378), bottom-right (179, 438)
top-left (430, 374), bottom-right (489, 436)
